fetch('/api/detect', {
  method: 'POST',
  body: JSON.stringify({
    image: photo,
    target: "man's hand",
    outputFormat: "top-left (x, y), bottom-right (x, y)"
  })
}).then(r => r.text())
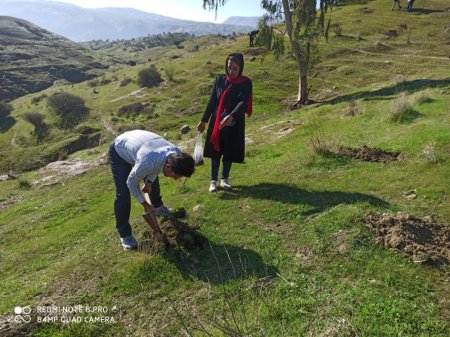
top-left (142, 201), bottom-right (155, 215)
top-left (154, 231), bottom-right (170, 246)
top-left (219, 115), bottom-right (233, 130)
top-left (141, 181), bottom-right (152, 194)
top-left (197, 121), bottom-right (206, 133)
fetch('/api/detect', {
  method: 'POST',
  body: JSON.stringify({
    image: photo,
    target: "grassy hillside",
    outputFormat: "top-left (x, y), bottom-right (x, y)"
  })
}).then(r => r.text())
top-left (0, 0), bottom-right (449, 336)
top-left (0, 16), bottom-right (114, 102)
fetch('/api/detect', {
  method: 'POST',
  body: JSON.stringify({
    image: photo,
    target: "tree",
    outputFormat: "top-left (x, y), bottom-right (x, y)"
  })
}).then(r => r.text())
top-left (202, 0), bottom-right (337, 108)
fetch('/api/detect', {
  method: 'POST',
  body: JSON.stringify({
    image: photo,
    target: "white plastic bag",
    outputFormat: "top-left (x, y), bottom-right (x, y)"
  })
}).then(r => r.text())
top-left (193, 133), bottom-right (204, 166)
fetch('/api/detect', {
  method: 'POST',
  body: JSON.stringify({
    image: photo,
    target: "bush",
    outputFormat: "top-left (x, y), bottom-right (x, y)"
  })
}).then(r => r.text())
top-left (0, 101), bottom-right (13, 120)
top-left (138, 65), bottom-right (163, 88)
top-left (117, 102), bottom-right (153, 118)
top-left (31, 94), bottom-right (47, 105)
top-left (120, 77), bottom-right (132, 87)
top-left (23, 111), bottom-right (44, 127)
top-left (47, 92), bottom-right (89, 128)
top-left (23, 111), bottom-right (48, 142)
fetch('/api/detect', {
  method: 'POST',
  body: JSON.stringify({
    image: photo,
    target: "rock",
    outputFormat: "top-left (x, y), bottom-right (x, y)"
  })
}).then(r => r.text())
top-left (193, 204), bottom-right (204, 212)
top-left (180, 125), bottom-right (191, 134)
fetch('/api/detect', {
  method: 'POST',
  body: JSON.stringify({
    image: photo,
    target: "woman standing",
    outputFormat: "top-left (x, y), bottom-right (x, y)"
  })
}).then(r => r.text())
top-left (197, 53), bottom-right (253, 192)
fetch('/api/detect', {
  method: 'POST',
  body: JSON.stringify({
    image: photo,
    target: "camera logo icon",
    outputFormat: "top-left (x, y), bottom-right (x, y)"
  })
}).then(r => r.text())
top-left (14, 306), bottom-right (31, 323)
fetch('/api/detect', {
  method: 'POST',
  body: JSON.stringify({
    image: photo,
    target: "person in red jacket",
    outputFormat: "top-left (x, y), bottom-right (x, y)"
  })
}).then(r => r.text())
top-left (197, 53), bottom-right (253, 192)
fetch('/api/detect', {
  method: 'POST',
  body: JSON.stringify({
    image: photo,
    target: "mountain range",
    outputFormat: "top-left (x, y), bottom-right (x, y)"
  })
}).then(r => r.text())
top-left (0, 0), bottom-right (259, 42)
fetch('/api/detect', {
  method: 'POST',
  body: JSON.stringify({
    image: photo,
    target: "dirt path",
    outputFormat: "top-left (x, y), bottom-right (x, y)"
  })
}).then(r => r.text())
top-left (10, 131), bottom-right (17, 147)
top-left (110, 87), bottom-right (147, 103)
top-left (347, 48), bottom-right (450, 61)
top-left (101, 116), bottom-right (118, 136)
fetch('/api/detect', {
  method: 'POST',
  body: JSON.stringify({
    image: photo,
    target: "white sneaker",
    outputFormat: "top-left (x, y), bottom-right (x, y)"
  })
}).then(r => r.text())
top-left (220, 179), bottom-right (232, 190)
top-left (155, 205), bottom-right (171, 217)
top-left (120, 235), bottom-right (138, 250)
top-left (209, 180), bottom-right (217, 192)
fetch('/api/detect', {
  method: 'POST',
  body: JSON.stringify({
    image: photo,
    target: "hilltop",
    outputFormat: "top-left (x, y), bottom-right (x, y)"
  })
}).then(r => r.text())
top-left (0, 0), bottom-right (254, 41)
top-left (0, 0), bottom-right (449, 336)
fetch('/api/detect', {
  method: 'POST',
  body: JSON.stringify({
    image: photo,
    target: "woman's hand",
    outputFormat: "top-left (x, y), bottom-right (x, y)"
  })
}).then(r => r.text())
top-left (197, 121), bottom-right (205, 133)
top-left (219, 115), bottom-right (234, 130)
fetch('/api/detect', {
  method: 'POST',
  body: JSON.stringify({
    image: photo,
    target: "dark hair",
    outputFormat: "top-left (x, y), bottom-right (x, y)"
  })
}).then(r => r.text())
top-left (225, 53), bottom-right (244, 77)
top-left (167, 152), bottom-right (195, 177)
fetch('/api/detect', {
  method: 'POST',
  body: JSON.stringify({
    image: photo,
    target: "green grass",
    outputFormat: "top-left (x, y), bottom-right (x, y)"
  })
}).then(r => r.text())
top-left (0, 0), bottom-right (449, 336)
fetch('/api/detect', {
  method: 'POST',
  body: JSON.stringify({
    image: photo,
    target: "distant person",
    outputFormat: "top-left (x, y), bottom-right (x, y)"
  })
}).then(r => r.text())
top-left (249, 30), bottom-right (259, 47)
top-left (197, 53), bottom-right (253, 192)
top-left (392, 0), bottom-right (402, 10)
top-left (407, 0), bottom-right (415, 12)
top-left (109, 130), bottom-right (195, 250)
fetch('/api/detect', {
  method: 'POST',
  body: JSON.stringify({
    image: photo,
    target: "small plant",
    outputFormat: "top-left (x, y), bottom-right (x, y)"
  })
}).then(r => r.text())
top-left (18, 179), bottom-right (32, 190)
top-left (343, 100), bottom-right (362, 117)
top-left (423, 141), bottom-right (438, 163)
top-left (390, 92), bottom-right (413, 122)
top-left (138, 65), bottom-right (163, 88)
top-left (307, 132), bottom-right (337, 156)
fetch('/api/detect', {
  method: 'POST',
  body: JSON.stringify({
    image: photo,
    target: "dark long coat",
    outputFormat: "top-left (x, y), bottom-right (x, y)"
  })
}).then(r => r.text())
top-left (201, 74), bottom-right (252, 163)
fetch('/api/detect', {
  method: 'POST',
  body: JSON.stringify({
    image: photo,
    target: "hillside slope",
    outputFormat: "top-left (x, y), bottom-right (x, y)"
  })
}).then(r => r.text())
top-left (0, 0), bottom-right (449, 336)
top-left (0, 16), bottom-right (111, 101)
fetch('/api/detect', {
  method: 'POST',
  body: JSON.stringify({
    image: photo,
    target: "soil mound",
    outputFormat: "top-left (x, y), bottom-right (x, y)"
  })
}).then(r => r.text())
top-left (337, 145), bottom-right (403, 162)
top-left (139, 218), bottom-right (206, 252)
top-left (364, 213), bottom-right (450, 267)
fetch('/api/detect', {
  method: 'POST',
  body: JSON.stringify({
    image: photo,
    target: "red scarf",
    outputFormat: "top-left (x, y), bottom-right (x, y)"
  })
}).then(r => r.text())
top-left (210, 75), bottom-right (252, 152)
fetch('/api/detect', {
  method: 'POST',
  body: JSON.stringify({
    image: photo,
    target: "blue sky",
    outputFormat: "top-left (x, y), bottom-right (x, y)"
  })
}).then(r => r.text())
top-left (47, 0), bottom-right (266, 23)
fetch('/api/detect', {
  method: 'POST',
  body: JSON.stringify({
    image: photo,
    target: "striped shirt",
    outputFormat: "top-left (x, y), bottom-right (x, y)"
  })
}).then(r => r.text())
top-left (114, 130), bottom-right (180, 203)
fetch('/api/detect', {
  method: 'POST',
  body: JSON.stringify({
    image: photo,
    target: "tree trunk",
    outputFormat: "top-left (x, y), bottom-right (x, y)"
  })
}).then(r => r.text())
top-left (282, 0), bottom-right (309, 109)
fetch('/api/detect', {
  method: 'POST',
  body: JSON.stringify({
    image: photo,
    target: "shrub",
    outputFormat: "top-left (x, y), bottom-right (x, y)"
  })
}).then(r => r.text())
top-left (117, 102), bottom-right (153, 118)
top-left (390, 93), bottom-right (413, 122)
top-left (120, 77), bottom-right (132, 87)
top-left (23, 112), bottom-right (48, 142)
top-left (0, 101), bottom-right (13, 120)
top-left (47, 92), bottom-right (89, 128)
top-left (31, 94), bottom-right (47, 104)
top-left (411, 88), bottom-right (432, 105)
top-left (23, 111), bottom-right (44, 127)
top-left (138, 65), bottom-right (163, 88)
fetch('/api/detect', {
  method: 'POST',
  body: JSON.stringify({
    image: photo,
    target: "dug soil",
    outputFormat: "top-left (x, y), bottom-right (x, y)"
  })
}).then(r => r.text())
top-left (336, 145), bottom-right (403, 162)
top-left (364, 212), bottom-right (450, 267)
top-left (139, 217), bottom-right (206, 252)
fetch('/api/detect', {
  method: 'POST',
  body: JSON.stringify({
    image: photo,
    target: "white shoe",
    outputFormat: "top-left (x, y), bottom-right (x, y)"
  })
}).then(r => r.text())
top-left (120, 235), bottom-right (138, 250)
top-left (220, 179), bottom-right (232, 190)
top-left (209, 180), bottom-right (217, 192)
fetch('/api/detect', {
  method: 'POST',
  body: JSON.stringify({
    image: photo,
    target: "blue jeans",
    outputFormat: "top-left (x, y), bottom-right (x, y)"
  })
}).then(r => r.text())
top-left (109, 143), bottom-right (162, 237)
top-left (211, 158), bottom-right (232, 181)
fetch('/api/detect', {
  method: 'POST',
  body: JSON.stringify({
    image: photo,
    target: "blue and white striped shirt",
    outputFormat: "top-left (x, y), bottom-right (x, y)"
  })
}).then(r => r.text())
top-left (114, 130), bottom-right (180, 203)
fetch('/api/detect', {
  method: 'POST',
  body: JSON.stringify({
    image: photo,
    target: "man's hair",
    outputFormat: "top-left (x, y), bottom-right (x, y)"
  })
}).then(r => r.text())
top-left (167, 152), bottom-right (195, 177)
